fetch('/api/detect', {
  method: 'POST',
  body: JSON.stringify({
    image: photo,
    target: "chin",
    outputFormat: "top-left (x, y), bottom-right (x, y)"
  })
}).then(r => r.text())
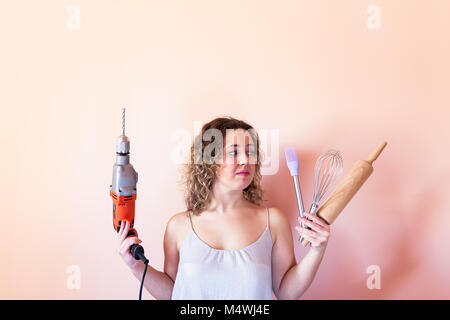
top-left (237, 180), bottom-right (253, 191)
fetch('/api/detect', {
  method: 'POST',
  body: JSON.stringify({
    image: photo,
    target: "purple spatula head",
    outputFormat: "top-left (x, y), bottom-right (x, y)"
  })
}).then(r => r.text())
top-left (285, 147), bottom-right (299, 176)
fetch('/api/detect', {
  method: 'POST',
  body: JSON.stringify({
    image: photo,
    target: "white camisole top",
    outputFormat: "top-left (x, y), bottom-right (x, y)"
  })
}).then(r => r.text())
top-left (171, 207), bottom-right (273, 300)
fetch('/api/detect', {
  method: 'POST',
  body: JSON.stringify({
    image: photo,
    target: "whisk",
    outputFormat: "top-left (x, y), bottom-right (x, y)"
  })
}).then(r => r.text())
top-left (299, 149), bottom-right (343, 242)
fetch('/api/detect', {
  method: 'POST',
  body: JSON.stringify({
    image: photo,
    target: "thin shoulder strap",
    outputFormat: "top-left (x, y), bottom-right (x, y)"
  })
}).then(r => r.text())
top-left (188, 211), bottom-right (194, 231)
top-left (266, 207), bottom-right (270, 231)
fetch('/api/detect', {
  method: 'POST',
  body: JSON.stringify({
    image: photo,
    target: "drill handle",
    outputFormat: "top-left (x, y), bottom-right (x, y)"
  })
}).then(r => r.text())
top-left (130, 244), bottom-right (149, 264)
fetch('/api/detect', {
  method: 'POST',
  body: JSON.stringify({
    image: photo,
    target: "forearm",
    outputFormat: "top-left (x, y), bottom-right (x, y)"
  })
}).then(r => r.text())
top-left (129, 261), bottom-right (174, 300)
top-left (278, 245), bottom-right (327, 300)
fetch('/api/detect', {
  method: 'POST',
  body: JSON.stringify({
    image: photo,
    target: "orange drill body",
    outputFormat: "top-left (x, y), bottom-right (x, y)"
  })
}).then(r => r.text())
top-left (111, 190), bottom-right (137, 236)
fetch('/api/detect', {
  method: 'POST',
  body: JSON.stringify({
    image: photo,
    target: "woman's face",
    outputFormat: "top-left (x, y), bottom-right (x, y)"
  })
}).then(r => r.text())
top-left (214, 129), bottom-right (257, 191)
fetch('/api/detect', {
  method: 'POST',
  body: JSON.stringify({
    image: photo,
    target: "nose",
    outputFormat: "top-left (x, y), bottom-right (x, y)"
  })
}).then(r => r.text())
top-left (237, 152), bottom-right (249, 165)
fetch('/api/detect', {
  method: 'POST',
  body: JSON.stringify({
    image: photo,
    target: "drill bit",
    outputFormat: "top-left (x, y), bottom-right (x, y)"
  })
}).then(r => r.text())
top-left (122, 107), bottom-right (126, 136)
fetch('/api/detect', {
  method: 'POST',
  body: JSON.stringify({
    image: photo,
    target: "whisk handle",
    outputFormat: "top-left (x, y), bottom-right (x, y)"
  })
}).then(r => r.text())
top-left (301, 204), bottom-right (325, 246)
top-left (298, 203), bottom-right (319, 242)
top-left (309, 202), bottom-right (319, 215)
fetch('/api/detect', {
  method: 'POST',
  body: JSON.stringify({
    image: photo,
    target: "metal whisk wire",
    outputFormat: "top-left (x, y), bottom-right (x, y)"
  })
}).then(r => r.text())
top-left (311, 149), bottom-right (343, 214)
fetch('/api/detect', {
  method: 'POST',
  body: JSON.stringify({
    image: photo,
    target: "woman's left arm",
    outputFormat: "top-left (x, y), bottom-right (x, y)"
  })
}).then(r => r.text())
top-left (272, 210), bottom-right (330, 300)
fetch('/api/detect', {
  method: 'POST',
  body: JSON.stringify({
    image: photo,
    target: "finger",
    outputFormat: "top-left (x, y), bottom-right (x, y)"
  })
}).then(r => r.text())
top-left (119, 236), bottom-right (142, 256)
top-left (298, 217), bottom-right (330, 236)
top-left (304, 212), bottom-right (327, 227)
top-left (119, 236), bottom-right (136, 255)
top-left (298, 226), bottom-right (328, 245)
top-left (118, 220), bottom-right (127, 238)
top-left (297, 226), bottom-right (320, 239)
top-left (304, 212), bottom-right (329, 228)
top-left (119, 220), bottom-right (130, 243)
top-left (295, 226), bottom-right (318, 240)
top-left (297, 229), bottom-right (318, 243)
top-left (117, 220), bottom-right (125, 239)
top-left (299, 228), bottom-right (322, 244)
top-left (301, 225), bottom-right (330, 245)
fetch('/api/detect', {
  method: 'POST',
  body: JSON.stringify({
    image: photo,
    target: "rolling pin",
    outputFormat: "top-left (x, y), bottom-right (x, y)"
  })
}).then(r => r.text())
top-left (301, 141), bottom-right (387, 247)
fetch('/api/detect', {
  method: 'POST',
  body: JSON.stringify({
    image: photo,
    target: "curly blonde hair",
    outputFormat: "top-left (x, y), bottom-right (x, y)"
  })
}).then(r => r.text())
top-left (181, 117), bottom-right (266, 216)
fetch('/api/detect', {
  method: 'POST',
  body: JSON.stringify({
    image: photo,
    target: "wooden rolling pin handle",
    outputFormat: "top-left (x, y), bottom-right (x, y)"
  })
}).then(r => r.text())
top-left (366, 141), bottom-right (387, 165)
top-left (301, 237), bottom-right (310, 247)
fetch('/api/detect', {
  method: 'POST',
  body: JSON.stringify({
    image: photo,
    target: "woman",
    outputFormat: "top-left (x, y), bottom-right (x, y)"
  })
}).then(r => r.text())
top-left (116, 117), bottom-right (330, 299)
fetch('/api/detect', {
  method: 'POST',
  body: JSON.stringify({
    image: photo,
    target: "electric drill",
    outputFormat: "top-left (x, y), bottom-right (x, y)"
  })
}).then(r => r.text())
top-left (110, 108), bottom-right (148, 265)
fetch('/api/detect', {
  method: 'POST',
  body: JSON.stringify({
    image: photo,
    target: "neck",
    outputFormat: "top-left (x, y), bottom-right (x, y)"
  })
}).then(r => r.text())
top-left (209, 182), bottom-right (246, 214)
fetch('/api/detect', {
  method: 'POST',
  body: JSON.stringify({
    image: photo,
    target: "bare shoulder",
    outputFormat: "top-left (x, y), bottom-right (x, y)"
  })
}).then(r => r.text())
top-left (165, 211), bottom-right (191, 250)
top-left (268, 207), bottom-right (292, 243)
top-left (163, 211), bottom-right (191, 282)
top-left (167, 210), bottom-right (190, 227)
top-left (268, 207), bottom-right (290, 225)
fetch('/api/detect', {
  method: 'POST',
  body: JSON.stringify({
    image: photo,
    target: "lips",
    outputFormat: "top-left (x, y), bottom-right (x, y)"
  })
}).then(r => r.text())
top-left (236, 171), bottom-right (250, 176)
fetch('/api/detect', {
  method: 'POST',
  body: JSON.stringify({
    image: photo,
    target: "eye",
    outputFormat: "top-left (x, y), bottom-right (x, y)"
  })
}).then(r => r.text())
top-left (227, 150), bottom-right (256, 157)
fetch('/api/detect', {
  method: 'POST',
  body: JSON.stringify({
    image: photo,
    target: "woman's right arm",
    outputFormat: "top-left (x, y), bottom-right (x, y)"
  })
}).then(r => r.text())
top-left (117, 215), bottom-right (181, 300)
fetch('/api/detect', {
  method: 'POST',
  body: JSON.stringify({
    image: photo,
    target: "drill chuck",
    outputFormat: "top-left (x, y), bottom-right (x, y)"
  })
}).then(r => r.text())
top-left (116, 135), bottom-right (130, 155)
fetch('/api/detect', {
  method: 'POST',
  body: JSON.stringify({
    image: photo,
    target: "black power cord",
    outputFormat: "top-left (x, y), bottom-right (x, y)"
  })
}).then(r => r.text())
top-left (130, 244), bottom-right (149, 300)
top-left (139, 262), bottom-right (149, 300)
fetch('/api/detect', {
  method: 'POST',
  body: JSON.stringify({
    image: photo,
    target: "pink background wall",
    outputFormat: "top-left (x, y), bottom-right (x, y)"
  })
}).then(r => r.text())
top-left (1, 0), bottom-right (449, 299)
